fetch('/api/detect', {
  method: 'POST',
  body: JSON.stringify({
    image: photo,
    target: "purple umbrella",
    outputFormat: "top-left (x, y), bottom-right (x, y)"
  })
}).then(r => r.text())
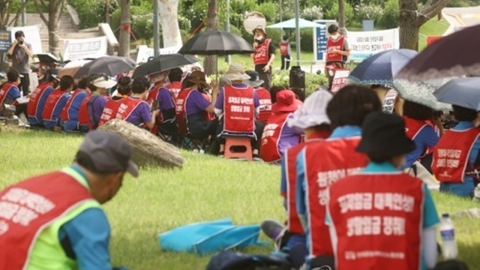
top-left (396, 24), bottom-right (480, 81)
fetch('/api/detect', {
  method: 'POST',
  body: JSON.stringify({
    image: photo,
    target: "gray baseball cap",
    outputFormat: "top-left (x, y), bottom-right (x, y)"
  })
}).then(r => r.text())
top-left (77, 130), bottom-right (139, 177)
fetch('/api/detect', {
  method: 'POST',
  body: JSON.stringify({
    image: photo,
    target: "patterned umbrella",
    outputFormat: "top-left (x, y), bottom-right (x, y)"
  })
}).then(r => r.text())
top-left (393, 78), bottom-right (452, 111)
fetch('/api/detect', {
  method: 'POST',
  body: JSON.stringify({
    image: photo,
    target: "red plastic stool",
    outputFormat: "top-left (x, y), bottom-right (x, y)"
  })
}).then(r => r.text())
top-left (224, 137), bottom-right (253, 161)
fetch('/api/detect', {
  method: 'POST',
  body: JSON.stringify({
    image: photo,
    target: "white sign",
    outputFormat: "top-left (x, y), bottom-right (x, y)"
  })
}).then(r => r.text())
top-left (136, 45), bottom-right (183, 63)
top-left (63, 36), bottom-right (108, 61)
top-left (347, 28), bottom-right (399, 61)
top-left (8, 25), bottom-right (43, 54)
top-left (331, 69), bottom-right (350, 94)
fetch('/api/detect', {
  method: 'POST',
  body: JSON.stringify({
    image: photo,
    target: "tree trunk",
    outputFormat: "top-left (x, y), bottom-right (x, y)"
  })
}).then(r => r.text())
top-left (118, 0), bottom-right (130, 57)
top-left (204, 0), bottom-right (218, 76)
top-left (158, 0), bottom-right (182, 48)
top-left (338, 0), bottom-right (346, 28)
top-left (398, 0), bottom-right (420, 50)
top-left (48, 0), bottom-right (63, 56)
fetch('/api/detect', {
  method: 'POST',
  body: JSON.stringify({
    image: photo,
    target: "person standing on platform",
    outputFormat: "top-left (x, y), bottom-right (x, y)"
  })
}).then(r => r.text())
top-left (252, 26), bottom-right (275, 90)
top-left (279, 34), bottom-right (291, 71)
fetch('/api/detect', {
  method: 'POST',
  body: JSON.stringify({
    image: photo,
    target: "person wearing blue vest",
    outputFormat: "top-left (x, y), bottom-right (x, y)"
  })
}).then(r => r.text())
top-left (0, 130), bottom-right (138, 269)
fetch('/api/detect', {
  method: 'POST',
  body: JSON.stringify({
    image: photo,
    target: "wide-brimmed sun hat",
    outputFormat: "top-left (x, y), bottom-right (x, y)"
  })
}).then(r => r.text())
top-left (223, 63), bottom-right (251, 82)
top-left (186, 71), bottom-right (208, 87)
top-left (272, 90), bottom-right (300, 114)
top-left (245, 70), bottom-right (264, 88)
top-left (91, 75), bottom-right (117, 89)
top-left (287, 90), bottom-right (333, 131)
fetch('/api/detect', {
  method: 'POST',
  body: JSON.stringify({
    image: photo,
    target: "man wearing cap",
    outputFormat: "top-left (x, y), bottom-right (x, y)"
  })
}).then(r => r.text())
top-left (279, 34), bottom-right (291, 71)
top-left (147, 70), bottom-right (177, 137)
top-left (27, 69), bottom-right (59, 127)
top-left (86, 75), bottom-right (117, 130)
top-left (260, 90), bottom-right (302, 163)
top-left (295, 85), bottom-right (382, 269)
top-left (42, 76), bottom-right (74, 130)
top-left (325, 112), bottom-right (439, 270)
top-left (0, 130), bottom-right (137, 269)
top-left (252, 26), bottom-right (275, 90)
top-left (215, 63), bottom-right (263, 160)
top-left (7, 30), bottom-right (33, 96)
top-left (245, 70), bottom-right (272, 123)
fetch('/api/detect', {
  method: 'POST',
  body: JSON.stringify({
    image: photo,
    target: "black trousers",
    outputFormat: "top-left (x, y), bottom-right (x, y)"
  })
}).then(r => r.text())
top-left (281, 55), bottom-right (290, 70)
top-left (20, 73), bottom-right (30, 96)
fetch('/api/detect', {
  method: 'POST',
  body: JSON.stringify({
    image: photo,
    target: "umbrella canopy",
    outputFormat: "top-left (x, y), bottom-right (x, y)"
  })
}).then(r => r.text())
top-left (73, 56), bottom-right (136, 79)
top-left (178, 30), bottom-right (254, 56)
top-left (266, 18), bottom-right (324, 29)
top-left (433, 77), bottom-right (480, 110)
top-left (396, 24), bottom-right (480, 81)
top-left (393, 78), bottom-right (452, 111)
top-left (133, 54), bottom-right (198, 78)
top-left (349, 49), bottom-right (417, 87)
top-left (58, 59), bottom-right (91, 78)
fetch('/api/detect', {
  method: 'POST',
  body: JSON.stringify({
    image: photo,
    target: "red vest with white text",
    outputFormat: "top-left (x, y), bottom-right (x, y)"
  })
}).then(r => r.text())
top-left (279, 41), bottom-right (289, 56)
top-left (222, 85), bottom-right (255, 136)
top-left (27, 83), bottom-right (53, 118)
top-left (432, 128), bottom-right (480, 183)
top-left (78, 94), bottom-right (92, 126)
top-left (0, 170), bottom-right (94, 270)
top-left (283, 132), bottom-right (330, 234)
top-left (326, 36), bottom-right (345, 63)
top-left (0, 83), bottom-right (18, 105)
top-left (202, 92), bottom-right (215, 121)
top-left (166, 81), bottom-right (183, 99)
top-left (254, 39), bottom-right (271, 65)
top-left (260, 113), bottom-right (291, 162)
top-left (41, 90), bottom-right (68, 121)
top-left (175, 88), bottom-right (194, 134)
top-left (304, 137), bottom-right (368, 256)
top-left (328, 173), bottom-right (424, 270)
top-left (60, 89), bottom-right (88, 122)
top-left (256, 87), bottom-right (272, 122)
top-left (98, 97), bottom-right (143, 126)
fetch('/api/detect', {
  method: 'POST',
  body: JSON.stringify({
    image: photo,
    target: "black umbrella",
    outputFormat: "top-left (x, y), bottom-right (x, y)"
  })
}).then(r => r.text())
top-left (74, 56), bottom-right (136, 78)
top-left (396, 24), bottom-right (480, 81)
top-left (132, 54), bottom-right (198, 78)
top-left (178, 30), bottom-right (254, 55)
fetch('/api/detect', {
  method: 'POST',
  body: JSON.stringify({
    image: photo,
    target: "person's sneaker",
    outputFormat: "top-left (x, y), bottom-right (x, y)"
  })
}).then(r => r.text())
top-left (253, 153), bottom-right (263, 162)
top-left (261, 219), bottom-right (285, 241)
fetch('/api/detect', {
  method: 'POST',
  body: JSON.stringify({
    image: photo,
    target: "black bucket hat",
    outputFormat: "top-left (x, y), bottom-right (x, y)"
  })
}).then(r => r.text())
top-left (356, 111), bottom-right (416, 156)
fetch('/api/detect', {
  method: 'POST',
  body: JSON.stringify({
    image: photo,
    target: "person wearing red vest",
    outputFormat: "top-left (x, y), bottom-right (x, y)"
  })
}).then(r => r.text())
top-left (214, 64), bottom-right (263, 160)
top-left (260, 90), bottom-right (302, 163)
top-left (166, 67), bottom-right (184, 99)
top-left (0, 130), bottom-right (138, 269)
top-left (99, 77), bottom-right (158, 128)
top-left (60, 76), bottom-right (91, 132)
top-left (27, 69), bottom-right (59, 127)
top-left (176, 71), bottom-right (218, 141)
top-left (86, 75), bottom-right (116, 130)
top-left (326, 112), bottom-right (440, 270)
top-left (325, 24), bottom-right (351, 91)
top-left (0, 68), bottom-right (27, 118)
top-left (252, 25), bottom-right (275, 90)
top-left (432, 105), bottom-right (480, 197)
top-left (112, 76), bottom-right (132, 101)
top-left (245, 70), bottom-right (273, 123)
top-left (279, 34), bottom-right (291, 70)
top-left (296, 85), bottom-right (382, 269)
top-left (147, 70), bottom-right (177, 138)
top-left (42, 76), bottom-right (73, 129)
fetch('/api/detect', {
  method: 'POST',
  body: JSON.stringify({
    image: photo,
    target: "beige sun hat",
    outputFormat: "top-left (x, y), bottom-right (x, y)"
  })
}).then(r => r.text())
top-left (223, 63), bottom-right (252, 82)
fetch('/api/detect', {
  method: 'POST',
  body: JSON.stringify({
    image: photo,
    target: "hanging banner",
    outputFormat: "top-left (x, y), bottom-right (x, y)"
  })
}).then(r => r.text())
top-left (0, 30), bottom-right (11, 53)
top-left (346, 28), bottom-right (399, 61)
top-left (63, 36), bottom-right (108, 61)
top-left (136, 45), bottom-right (183, 63)
top-left (8, 25), bottom-right (43, 54)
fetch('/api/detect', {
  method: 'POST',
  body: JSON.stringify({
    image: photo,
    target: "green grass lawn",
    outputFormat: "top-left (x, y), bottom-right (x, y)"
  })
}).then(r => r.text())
top-left (419, 19), bottom-right (450, 51)
top-left (2, 130), bottom-right (480, 269)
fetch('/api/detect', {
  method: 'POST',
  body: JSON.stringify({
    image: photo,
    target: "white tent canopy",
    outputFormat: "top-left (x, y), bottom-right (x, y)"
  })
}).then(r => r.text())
top-left (267, 18), bottom-right (325, 29)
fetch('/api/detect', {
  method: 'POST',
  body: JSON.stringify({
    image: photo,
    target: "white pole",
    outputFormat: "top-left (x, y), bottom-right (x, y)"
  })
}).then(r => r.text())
top-left (226, 0), bottom-right (231, 64)
top-left (153, 0), bottom-right (160, 57)
top-left (294, 0), bottom-right (301, 66)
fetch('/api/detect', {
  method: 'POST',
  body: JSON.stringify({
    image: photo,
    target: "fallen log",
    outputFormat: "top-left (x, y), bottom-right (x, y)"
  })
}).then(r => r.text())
top-left (98, 119), bottom-right (184, 169)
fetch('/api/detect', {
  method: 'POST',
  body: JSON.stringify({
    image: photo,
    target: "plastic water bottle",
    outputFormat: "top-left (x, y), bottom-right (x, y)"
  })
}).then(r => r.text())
top-left (440, 213), bottom-right (458, 259)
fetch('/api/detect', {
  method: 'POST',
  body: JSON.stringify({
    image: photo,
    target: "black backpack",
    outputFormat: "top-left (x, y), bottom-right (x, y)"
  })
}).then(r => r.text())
top-left (206, 251), bottom-right (291, 270)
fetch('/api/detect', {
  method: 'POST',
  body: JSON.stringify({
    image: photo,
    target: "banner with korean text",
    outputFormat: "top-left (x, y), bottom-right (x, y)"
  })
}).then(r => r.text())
top-left (347, 28), bottom-right (399, 61)
top-left (63, 36), bottom-right (108, 61)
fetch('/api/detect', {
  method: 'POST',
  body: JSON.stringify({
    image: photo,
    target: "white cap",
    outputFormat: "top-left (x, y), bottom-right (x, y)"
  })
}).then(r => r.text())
top-left (287, 90), bottom-right (333, 131)
top-left (92, 76), bottom-right (117, 89)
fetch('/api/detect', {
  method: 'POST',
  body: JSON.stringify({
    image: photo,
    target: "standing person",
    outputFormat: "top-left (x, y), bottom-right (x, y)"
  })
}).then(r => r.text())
top-left (325, 24), bottom-right (351, 90)
top-left (99, 77), bottom-right (158, 129)
top-left (0, 130), bottom-right (137, 269)
top-left (245, 70), bottom-right (272, 124)
top-left (260, 90), bottom-right (302, 163)
top-left (279, 34), bottom-right (291, 71)
top-left (0, 69), bottom-right (27, 117)
top-left (27, 70), bottom-right (59, 127)
top-left (7, 31), bottom-right (33, 96)
top-left (296, 85), bottom-right (382, 269)
top-left (326, 112), bottom-right (439, 270)
top-left (252, 25), bottom-right (275, 90)
top-left (432, 105), bottom-right (480, 198)
top-left (60, 76), bottom-right (90, 132)
top-left (42, 76), bottom-right (74, 129)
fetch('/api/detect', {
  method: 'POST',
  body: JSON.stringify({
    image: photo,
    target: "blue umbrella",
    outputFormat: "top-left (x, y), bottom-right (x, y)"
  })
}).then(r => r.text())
top-left (433, 77), bottom-right (480, 110)
top-left (349, 49), bottom-right (418, 86)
